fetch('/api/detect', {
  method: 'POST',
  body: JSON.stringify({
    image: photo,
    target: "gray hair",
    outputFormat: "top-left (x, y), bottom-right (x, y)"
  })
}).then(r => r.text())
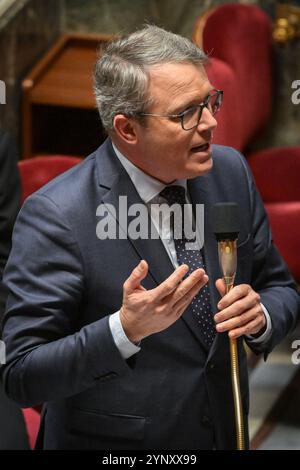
top-left (93, 25), bottom-right (208, 132)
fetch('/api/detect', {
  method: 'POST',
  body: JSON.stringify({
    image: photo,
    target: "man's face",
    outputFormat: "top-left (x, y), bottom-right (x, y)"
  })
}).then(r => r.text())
top-left (133, 62), bottom-right (218, 183)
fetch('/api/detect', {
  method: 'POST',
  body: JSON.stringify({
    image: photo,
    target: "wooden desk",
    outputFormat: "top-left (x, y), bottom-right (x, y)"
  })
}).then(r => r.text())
top-left (22, 33), bottom-right (113, 159)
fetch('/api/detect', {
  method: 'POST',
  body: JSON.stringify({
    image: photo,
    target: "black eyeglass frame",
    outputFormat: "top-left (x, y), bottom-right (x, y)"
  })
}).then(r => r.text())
top-left (136, 89), bottom-right (223, 131)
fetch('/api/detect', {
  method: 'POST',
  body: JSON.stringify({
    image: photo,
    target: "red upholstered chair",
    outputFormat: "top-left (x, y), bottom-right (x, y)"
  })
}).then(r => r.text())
top-left (204, 58), bottom-right (243, 150)
top-left (18, 155), bottom-right (82, 204)
top-left (193, 3), bottom-right (300, 282)
top-left (194, 3), bottom-right (273, 152)
top-left (17, 155), bottom-right (82, 448)
top-left (248, 147), bottom-right (300, 282)
top-left (21, 408), bottom-right (41, 450)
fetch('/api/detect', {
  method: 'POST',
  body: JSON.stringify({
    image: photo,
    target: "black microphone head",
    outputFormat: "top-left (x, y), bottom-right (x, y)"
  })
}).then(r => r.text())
top-left (212, 202), bottom-right (240, 241)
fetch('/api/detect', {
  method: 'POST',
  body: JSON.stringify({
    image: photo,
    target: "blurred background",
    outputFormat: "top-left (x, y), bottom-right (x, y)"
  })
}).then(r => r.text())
top-left (0, 0), bottom-right (300, 450)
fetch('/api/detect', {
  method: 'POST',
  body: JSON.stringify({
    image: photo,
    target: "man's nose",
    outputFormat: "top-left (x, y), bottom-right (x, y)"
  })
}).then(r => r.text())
top-left (197, 106), bottom-right (218, 132)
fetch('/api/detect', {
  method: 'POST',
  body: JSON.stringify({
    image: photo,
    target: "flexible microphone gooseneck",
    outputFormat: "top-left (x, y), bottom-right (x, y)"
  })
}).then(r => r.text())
top-left (212, 202), bottom-right (245, 450)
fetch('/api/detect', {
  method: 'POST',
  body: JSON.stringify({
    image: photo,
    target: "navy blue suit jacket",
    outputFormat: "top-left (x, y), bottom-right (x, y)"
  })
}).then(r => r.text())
top-left (2, 140), bottom-right (299, 449)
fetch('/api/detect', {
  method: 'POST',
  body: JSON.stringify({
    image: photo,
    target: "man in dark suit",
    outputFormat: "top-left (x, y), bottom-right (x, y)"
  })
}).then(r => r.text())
top-left (1, 26), bottom-right (299, 450)
top-left (0, 129), bottom-right (29, 449)
top-left (0, 130), bottom-right (20, 322)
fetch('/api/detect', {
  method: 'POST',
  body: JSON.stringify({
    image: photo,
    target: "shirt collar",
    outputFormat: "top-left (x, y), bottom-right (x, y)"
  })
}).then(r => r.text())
top-left (112, 142), bottom-right (187, 203)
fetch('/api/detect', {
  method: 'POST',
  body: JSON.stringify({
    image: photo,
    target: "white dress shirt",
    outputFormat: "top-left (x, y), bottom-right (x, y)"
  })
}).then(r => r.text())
top-left (108, 142), bottom-right (272, 359)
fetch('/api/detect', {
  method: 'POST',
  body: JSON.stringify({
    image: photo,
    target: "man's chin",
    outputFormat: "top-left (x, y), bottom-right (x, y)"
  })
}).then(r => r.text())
top-left (186, 155), bottom-right (213, 178)
top-left (167, 155), bottom-right (213, 181)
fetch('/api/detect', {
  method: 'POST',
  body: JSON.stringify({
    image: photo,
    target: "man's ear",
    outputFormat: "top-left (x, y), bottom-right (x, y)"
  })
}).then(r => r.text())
top-left (113, 114), bottom-right (138, 144)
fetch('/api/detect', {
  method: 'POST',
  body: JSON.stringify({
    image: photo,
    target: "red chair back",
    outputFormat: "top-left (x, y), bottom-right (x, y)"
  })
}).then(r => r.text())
top-left (248, 147), bottom-right (300, 202)
top-left (266, 202), bottom-right (300, 282)
top-left (18, 155), bottom-right (82, 204)
top-left (199, 3), bottom-right (273, 151)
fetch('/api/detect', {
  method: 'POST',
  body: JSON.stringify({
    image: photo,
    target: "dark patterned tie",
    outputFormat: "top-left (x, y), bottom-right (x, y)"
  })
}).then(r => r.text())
top-left (160, 185), bottom-right (216, 347)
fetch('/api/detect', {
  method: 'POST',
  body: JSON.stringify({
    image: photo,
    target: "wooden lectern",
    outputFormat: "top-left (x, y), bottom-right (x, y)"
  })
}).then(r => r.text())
top-left (22, 33), bottom-right (113, 159)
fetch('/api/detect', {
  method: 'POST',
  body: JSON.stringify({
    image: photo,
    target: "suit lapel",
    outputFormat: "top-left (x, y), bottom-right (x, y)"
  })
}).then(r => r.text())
top-left (97, 140), bottom-right (175, 288)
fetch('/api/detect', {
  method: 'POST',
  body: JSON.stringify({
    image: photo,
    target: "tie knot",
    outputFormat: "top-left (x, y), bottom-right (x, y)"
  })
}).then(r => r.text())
top-left (160, 185), bottom-right (186, 206)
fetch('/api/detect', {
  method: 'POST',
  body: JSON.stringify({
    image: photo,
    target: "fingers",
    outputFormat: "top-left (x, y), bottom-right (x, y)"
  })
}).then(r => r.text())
top-left (121, 260), bottom-right (210, 342)
top-left (215, 278), bottom-right (226, 297)
top-left (172, 277), bottom-right (209, 316)
top-left (124, 260), bottom-right (208, 316)
top-left (217, 284), bottom-right (260, 311)
top-left (227, 311), bottom-right (266, 339)
top-left (124, 260), bottom-right (149, 294)
top-left (215, 304), bottom-right (261, 335)
top-left (213, 283), bottom-right (265, 339)
top-left (151, 264), bottom-right (189, 300)
top-left (214, 288), bottom-right (260, 324)
top-left (171, 269), bottom-right (208, 305)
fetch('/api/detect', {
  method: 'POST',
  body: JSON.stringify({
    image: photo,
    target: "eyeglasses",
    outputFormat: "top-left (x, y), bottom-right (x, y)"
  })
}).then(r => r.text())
top-left (137, 89), bottom-right (223, 131)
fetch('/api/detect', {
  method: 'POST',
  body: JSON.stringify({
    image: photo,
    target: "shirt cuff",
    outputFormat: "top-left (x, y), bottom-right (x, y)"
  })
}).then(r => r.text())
top-left (109, 311), bottom-right (141, 360)
top-left (245, 303), bottom-right (272, 344)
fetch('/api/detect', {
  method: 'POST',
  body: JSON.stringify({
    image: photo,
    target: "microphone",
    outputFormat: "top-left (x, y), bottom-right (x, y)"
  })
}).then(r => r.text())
top-left (212, 202), bottom-right (245, 451)
top-left (212, 202), bottom-right (239, 289)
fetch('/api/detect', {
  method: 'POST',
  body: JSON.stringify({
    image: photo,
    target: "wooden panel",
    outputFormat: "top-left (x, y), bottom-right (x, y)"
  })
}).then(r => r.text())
top-left (22, 33), bottom-right (113, 158)
top-left (30, 44), bottom-right (98, 108)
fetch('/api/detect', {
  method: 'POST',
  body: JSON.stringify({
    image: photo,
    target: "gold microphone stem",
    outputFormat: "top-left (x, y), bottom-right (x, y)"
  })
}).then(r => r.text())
top-left (219, 240), bottom-right (245, 450)
top-left (226, 282), bottom-right (245, 450)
